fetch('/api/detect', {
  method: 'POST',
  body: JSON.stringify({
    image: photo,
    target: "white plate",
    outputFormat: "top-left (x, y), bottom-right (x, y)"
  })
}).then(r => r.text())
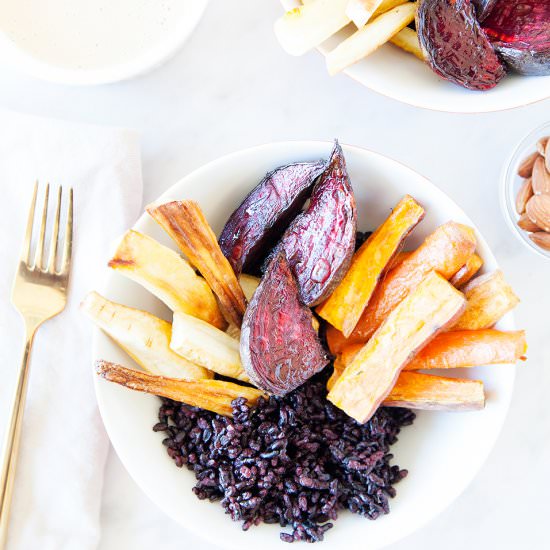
top-left (316, 27), bottom-right (550, 113)
top-left (0, 0), bottom-right (209, 85)
top-left (93, 141), bottom-right (516, 549)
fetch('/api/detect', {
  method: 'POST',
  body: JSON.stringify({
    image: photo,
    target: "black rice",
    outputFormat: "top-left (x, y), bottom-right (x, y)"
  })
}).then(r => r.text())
top-left (155, 371), bottom-right (414, 543)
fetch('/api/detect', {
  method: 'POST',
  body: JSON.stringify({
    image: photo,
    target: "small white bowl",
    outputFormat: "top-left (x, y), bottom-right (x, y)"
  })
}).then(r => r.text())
top-left (0, 0), bottom-right (209, 86)
top-left (500, 121), bottom-right (550, 260)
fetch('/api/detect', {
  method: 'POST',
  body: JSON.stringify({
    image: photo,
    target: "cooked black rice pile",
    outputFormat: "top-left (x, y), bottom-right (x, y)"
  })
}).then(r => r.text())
top-left (154, 372), bottom-right (414, 543)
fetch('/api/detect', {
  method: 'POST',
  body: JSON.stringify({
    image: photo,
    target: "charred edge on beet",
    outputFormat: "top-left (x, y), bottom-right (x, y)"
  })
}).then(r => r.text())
top-left (240, 251), bottom-right (329, 396)
top-left (471, 0), bottom-right (497, 22)
top-left (278, 140), bottom-right (357, 307)
top-left (416, 0), bottom-right (506, 91)
top-left (219, 159), bottom-right (327, 275)
top-left (155, 370), bottom-right (415, 543)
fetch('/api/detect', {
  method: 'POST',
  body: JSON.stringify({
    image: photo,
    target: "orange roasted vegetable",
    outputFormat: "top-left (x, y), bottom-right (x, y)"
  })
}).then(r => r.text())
top-left (450, 253), bottom-right (483, 288)
top-left (147, 201), bottom-right (247, 328)
top-left (454, 270), bottom-right (520, 330)
top-left (383, 372), bottom-right (485, 411)
top-left (95, 360), bottom-right (264, 417)
top-left (328, 271), bottom-right (466, 423)
top-left (316, 195), bottom-right (424, 336)
top-left (383, 250), bottom-right (412, 274)
top-left (330, 329), bottom-right (526, 381)
top-left (327, 221), bottom-right (477, 353)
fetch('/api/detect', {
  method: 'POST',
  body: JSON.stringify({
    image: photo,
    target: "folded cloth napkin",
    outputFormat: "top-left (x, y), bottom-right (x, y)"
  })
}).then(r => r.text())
top-left (0, 109), bottom-right (143, 550)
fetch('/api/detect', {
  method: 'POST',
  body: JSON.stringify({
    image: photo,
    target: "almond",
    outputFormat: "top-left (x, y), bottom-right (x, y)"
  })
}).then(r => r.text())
top-left (518, 151), bottom-right (539, 178)
top-left (517, 213), bottom-right (540, 232)
top-left (532, 156), bottom-right (550, 195)
top-left (526, 195), bottom-right (550, 232)
top-left (515, 177), bottom-right (533, 215)
top-left (536, 136), bottom-right (549, 156)
top-left (529, 232), bottom-right (550, 251)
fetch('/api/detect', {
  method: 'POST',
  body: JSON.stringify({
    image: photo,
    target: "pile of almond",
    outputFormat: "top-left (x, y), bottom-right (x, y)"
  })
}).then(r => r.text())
top-left (516, 135), bottom-right (550, 251)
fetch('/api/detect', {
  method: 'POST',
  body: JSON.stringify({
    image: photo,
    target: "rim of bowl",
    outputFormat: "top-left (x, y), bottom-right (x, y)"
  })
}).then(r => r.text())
top-left (500, 121), bottom-right (550, 260)
top-left (0, 0), bottom-right (209, 86)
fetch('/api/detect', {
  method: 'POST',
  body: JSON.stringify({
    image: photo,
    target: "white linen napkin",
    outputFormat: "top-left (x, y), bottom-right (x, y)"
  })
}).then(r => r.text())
top-left (0, 109), bottom-right (143, 550)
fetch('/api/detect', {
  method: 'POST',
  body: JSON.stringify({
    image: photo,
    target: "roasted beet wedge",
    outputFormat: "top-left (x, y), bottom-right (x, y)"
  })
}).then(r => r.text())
top-left (472, 0), bottom-right (497, 22)
top-left (278, 141), bottom-right (357, 306)
top-left (240, 252), bottom-right (329, 396)
top-left (417, 0), bottom-right (506, 90)
top-left (219, 159), bottom-right (326, 275)
top-left (482, 1), bottom-right (550, 76)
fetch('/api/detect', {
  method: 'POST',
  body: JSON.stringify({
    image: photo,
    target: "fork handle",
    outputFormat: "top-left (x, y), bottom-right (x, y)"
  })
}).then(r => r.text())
top-left (0, 324), bottom-right (37, 550)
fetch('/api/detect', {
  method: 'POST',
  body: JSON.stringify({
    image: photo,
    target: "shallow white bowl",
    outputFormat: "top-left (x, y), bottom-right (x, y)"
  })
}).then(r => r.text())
top-left (93, 141), bottom-right (516, 549)
top-left (0, 0), bottom-right (209, 85)
top-left (316, 27), bottom-right (550, 113)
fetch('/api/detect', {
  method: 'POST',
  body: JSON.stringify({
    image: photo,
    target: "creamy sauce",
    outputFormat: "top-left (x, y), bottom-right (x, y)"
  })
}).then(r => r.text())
top-left (0, 0), bottom-right (188, 70)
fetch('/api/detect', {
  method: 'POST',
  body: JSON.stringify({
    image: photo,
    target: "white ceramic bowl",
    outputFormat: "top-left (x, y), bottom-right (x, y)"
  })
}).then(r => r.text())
top-left (93, 141), bottom-right (516, 550)
top-left (500, 121), bottom-right (550, 260)
top-left (0, 0), bottom-right (209, 85)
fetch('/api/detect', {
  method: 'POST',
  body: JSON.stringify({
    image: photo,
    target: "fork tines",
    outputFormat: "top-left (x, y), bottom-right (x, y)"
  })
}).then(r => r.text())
top-left (22, 182), bottom-right (73, 275)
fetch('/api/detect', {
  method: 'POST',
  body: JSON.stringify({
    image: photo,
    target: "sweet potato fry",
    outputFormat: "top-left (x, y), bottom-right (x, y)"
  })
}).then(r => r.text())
top-left (328, 271), bottom-right (467, 423)
top-left (454, 270), bottom-right (520, 330)
top-left (326, 3), bottom-right (417, 75)
top-left (327, 221), bottom-right (477, 353)
top-left (108, 230), bottom-right (226, 329)
top-left (147, 201), bottom-right (247, 328)
top-left (383, 372), bottom-right (485, 411)
top-left (95, 361), bottom-right (264, 417)
top-left (450, 253), bottom-right (483, 288)
top-left (81, 292), bottom-right (211, 380)
top-left (383, 250), bottom-right (412, 273)
top-left (317, 195), bottom-right (424, 336)
top-left (390, 27), bottom-right (425, 60)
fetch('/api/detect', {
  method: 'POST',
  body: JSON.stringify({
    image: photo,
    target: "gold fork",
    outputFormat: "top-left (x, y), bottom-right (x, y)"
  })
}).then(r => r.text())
top-left (0, 182), bottom-right (73, 549)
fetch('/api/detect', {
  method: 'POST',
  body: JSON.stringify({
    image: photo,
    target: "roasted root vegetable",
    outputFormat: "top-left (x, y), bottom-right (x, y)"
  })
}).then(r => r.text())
top-left (95, 361), bottom-right (263, 417)
top-left (390, 27), bottom-right (425, 60)
top-left (147, 200), bottom-right (247, 328)
top-left (326, 3), bottom-right (417, 75)
top-left (81, 292), bottom-right (211, 380)
top-left (331, 329), bottom-right (526, 380)
top-left (383, 250), bottom-right (412, 273)
top-left (108, 230), bottom-right (226, 329)
top-left (383, 372), bottom-right (485, 411)
top-left (327, 221), bottom-right (477, 353)
top-left (328, 271), bottom-right (466, 423)
top-left (279, 141), bottom-right (357, 306)
top-left (239, 274), bottom-right (260, 301)
top-left (449, 253), bottom-right (483, 288)
top-left (219, 159), bottom-right (326, 275)
top-left (171, 312), bottom-right (249, 382)
top-left (240, 252), bottom-right (329, 396)
top-left (346, 0), bottom-right (385, 28)
top-left (274, 0), bottom-right (350, 56)
top-left (317, 195), bottom-right (424, 336)
top-left (454, 270), bottom-right (520, 330)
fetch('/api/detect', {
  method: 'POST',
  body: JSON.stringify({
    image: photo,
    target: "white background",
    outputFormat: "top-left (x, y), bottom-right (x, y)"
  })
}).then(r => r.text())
top-left (0, 2), bottom-right (549, 549)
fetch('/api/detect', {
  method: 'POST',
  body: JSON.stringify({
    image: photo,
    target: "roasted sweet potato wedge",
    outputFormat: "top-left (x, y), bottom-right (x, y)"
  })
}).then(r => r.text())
top-left (454, 270), bottom-right (520, 330)
top-left (108, 230), bottom-right (226, 329)
top-left (327, 221), bottom-right (477, 353)
top-left (328, 271), bottom-right (467, 423)
top-left (240, 252), bottom-right (329, 396)
top-left (333, 329), bottom-right (526, 377)
top-left (383, 372), bottom-right (485, 411)
top-left (279, 141), bottom-right (357, 306)
top-left (81, 292), bottom-right (211, 380)
top-left (219, 159), bottom-right (326, 275)
top-left (95, 361), bottom-right (264, 417)
top-left (450, 253), bottom-right (483, 288)
top-left (147, 201), bottom-right (247, 327)
top-left (317, 195), bottom-right (424, 336)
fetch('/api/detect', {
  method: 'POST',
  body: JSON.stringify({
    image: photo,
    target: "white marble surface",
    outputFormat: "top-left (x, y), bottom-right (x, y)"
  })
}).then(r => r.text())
top-left (0, 1), bottom-right (549, 549)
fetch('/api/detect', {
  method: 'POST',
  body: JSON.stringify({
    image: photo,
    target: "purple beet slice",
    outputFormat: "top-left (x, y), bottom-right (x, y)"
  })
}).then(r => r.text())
top-left (219, 159), bottom-right (326, 275)
top-left (471, 0), bottom-right (497, 22)
top-left (416, 0), bottom-right (506, 90)
top-left (482, 1), bottom-right (550, 76)
top-left (278, 141), bottom-right (357, 306)
top-left (240, 252), bottom-right (329, 396)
